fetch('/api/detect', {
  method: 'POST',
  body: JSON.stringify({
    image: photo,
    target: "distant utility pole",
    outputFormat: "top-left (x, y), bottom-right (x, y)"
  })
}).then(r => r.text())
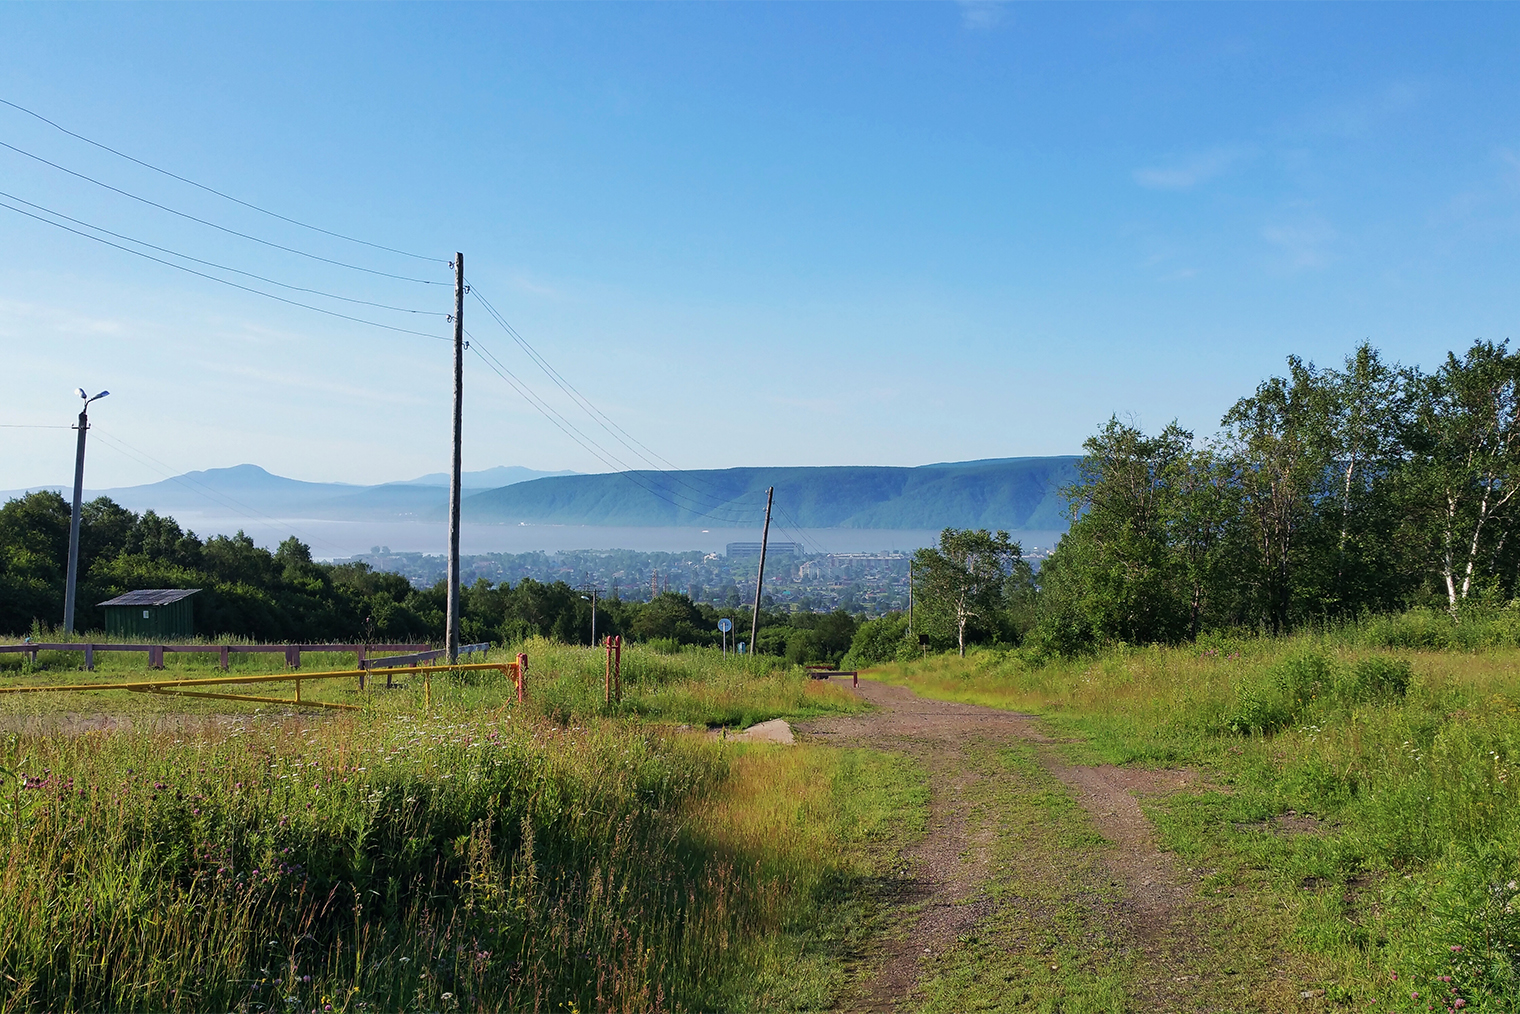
top-left (581, 580), bottom-right (601, 646)
top-left (63, 388), bottom-right (109, 634)
top-left (749, 486), bottom-right (774, 656)
top-left (445, 252), bottom-right (464, 663)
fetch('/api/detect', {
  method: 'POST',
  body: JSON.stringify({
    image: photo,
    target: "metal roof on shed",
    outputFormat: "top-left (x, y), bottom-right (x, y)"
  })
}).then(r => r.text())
top-left (97, 589), bottom-right (201, 607)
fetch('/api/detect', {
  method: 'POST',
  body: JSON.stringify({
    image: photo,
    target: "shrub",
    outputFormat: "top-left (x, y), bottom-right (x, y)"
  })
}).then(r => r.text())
top-left (1273, 649), bottom-right (1337, 708)
top-left (1227, 677), bottom-right (1295, 735)
top-left (841, 614), bottom-right (908, 669)
top-left (1340, 655), bottom-right (1413, 702)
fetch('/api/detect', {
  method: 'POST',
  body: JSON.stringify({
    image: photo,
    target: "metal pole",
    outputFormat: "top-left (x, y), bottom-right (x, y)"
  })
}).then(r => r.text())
top-left (590, 588), bottom-right (596, 646)
top-left (908, 558), bottom-right (913, 637)
top-left (749, 486), bottom-right (773, 656)
top-left (63, 406), bottom-right (89, 634)
top-left (446, 252), bottom-right (464, 663)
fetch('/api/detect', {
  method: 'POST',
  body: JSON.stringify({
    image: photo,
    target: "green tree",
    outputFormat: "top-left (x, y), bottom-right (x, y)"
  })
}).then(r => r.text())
top-left (1220, 357), bottom-right (1338, 632)
top-left (912, 528), bottom-right (1022, 657)
top-left (1160, 445), bottom-right (1240, 639)
top-left (1406, 340), bottom-right (1520, 615)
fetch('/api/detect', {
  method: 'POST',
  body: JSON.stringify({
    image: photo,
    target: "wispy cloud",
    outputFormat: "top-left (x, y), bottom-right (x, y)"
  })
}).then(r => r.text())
top-left (957, 0), bottom-right (1006, 31)
top-left (1133, 147), bottom-right (1250, 190)
top-left (1262, 216), bottom-right (1337, 270)
top-left (1306, 80), bottom-right (1427, 140)
top-left (1500, 148), bottom-right (1520, 192)
top-left (0, 298), bottom-right (126, 338)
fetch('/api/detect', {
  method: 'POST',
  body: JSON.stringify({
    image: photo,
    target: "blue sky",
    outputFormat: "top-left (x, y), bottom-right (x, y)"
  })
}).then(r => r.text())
top-left (3, 2), bottom-right (1519, 489)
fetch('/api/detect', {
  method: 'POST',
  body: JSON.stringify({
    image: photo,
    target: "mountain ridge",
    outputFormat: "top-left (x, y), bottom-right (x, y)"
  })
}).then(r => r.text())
top-left (458, 458), bottom-right (1079, 530)
top-left (5, 457), bottom-right (1081, 531)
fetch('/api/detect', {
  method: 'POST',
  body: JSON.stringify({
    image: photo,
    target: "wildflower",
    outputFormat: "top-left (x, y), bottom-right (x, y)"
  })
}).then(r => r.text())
top-left (1450, 945), bottom-right (1463, 952)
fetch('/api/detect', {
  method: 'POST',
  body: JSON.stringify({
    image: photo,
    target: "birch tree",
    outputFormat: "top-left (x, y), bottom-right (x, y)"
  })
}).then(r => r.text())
top-left (1409, 341), bottom-right (1520, 615)
top-left (912, 528), bottom-right (1021, 657)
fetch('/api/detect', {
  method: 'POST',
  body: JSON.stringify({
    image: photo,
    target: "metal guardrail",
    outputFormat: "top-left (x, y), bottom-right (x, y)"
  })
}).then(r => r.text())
top-left (0, 660), bottom-right (521, 712)
top-left (361, 649), bottom-right (444, 670)
top-left (0, 642), bottom-right (430, 671)
top-left (359, 643), bottom-right (490, 670)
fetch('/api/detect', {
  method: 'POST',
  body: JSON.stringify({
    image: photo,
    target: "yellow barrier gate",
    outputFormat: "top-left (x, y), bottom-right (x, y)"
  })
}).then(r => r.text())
top-left (0, 661), bottom-right (520, 712)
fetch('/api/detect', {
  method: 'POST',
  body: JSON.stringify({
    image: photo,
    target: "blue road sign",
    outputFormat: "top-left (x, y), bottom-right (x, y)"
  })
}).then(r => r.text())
top-left (718, 618), bottom-right (733, 633)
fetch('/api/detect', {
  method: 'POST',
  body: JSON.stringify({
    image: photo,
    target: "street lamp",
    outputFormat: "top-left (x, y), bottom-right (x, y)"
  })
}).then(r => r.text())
top-left (63, 388), bottom-right (108, 634)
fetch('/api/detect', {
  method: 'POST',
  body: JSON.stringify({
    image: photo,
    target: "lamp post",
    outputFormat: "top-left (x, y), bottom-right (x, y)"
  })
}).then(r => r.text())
top-left (63, 388), bottom-right (109, 634)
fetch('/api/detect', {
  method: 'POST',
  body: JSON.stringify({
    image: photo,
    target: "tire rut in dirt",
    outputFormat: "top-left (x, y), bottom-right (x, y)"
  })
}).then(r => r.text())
top-left (797, 680), bottom-right (1210, 1012)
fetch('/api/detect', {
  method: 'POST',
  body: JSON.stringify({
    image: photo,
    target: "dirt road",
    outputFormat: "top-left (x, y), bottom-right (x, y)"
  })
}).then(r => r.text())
top-left (796, 679), bottom-right (1257, 1013)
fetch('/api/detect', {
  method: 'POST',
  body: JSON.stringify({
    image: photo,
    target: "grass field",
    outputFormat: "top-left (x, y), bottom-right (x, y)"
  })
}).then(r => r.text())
top-left (11, 612), bottom-right (1520, 1010)
top-left (869, 616), bottom-right (1520, 1012)
top-left (0, 639), bottom-right (925, 1013)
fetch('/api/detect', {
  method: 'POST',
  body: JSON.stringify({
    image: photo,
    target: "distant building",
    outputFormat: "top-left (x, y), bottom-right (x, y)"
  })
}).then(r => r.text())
top-left (726, 542), bottom-right (804, 559)
top-left (97, 589), bottom-right (200, 639)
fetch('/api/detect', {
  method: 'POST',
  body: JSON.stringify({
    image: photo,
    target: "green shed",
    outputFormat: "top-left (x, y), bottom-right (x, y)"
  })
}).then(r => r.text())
top-left (98, 589), bottom-right (200, 639)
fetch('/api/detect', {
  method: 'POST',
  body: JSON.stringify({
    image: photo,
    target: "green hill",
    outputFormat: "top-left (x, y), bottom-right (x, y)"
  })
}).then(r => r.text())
top-left (459, 457), bottom-right (1079, 530)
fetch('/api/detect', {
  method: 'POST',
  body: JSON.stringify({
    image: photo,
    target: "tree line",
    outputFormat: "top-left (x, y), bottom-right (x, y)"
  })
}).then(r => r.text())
top-left (843, 340), bottom-right (1520, 664)
top-left (0, 490), bottom-right (859, 662)
top-left (1037, 339), bottom-right (1520, 651)
top-left (7, 338), bottom-right (1509, 665)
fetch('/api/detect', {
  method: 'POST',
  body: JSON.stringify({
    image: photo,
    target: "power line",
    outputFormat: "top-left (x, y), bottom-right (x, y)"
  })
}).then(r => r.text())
top-left (467, 337), bottom-right (769, 525)
top-left (469, 282), bottom-right (775, 517)
top-left (471, 282), bottom-right (822, 538)
top-left (0, 138), bottom-right (444, 284)
top-left (0, 423), bottom-right (70, 429)
top-left (0, 197), bottom-right (449, 341)
top-left (0, 189), bottom-right (445, 317)
top-left (471, 284), bottom-right (682, 467)
top-left (469, 287), bottom-right (818, 541)
top-left (771, 502), bottom-right (829, 556)
top-left (469, 337), bottom-right (765, 524)
top-left (0, 97), bottom-right (445, 264)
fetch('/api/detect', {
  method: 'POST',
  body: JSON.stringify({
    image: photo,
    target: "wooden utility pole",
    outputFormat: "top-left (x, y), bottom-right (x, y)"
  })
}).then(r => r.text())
top-left (749, 486), bottom-right (774, 655)
top-left (445, 252), bottom-right (464, 663)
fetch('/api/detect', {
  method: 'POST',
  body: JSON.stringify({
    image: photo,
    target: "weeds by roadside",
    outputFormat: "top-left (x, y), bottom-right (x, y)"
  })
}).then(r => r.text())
top-left (0, 641), bottom-right (910, 1013)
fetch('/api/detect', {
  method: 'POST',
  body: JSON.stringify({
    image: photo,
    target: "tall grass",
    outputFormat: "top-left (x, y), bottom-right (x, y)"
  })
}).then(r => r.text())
top-left (0, 637), bottom-right (863, 729)
top-left (870, 617), bottom-right (1520, 1009)
top-left (0, 642), bottom-right (897, 1013)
